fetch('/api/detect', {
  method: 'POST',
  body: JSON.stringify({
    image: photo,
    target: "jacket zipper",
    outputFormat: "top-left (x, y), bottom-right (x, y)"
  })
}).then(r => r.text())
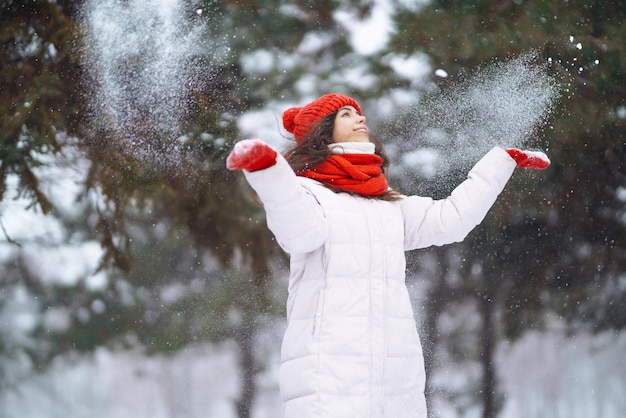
top-left (313, 289), bottom-right (325, 339)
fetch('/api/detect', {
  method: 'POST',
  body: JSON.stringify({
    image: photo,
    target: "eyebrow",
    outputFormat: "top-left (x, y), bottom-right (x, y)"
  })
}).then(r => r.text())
top-left (338, 106), bottom-right (358, 114)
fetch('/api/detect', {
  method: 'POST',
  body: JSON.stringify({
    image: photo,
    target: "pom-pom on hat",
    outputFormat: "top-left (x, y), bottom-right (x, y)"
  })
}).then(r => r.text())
top-left (282, 93), bottom-right (362, 144)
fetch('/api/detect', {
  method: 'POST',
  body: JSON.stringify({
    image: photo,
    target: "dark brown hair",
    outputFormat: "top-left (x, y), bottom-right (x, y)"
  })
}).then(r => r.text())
top-left (284, 112), bottom-right (401, 201)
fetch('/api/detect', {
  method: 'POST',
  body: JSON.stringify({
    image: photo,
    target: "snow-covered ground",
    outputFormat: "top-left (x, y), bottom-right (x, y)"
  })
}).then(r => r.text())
top-left (497, 329), bottom-right (626, 418)
top-left (1, 320), bottom-right (625, 418)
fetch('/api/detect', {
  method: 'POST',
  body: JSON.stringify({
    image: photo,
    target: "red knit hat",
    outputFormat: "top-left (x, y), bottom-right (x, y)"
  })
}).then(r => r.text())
top-left (282, 93), bottom-right (362, 144)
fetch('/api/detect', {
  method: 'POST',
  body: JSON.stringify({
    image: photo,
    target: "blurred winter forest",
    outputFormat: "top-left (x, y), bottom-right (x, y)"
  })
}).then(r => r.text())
top-left (1, 0), bottom-right (625, 417)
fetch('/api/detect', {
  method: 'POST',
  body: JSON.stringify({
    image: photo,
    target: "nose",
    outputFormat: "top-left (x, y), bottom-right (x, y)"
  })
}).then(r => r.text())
top-left (357, 113), bottom-right (366, 123)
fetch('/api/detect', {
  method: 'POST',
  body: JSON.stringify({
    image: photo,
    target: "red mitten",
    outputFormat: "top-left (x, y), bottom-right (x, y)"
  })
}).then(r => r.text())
top-left (226, 139), bottom-right (277, 172)
top-left (506, 148), bottom-right (551, 170)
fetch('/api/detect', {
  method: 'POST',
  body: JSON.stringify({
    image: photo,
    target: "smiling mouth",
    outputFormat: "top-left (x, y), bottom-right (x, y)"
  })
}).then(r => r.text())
top-left (355, 127), bottom-right (368, 133)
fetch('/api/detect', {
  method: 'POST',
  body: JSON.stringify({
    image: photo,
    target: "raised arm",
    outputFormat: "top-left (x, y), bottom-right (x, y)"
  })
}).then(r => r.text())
top-left (402, 146), bottom-right (548, 250)
top-left (227, 139), bottom-right (329, 254)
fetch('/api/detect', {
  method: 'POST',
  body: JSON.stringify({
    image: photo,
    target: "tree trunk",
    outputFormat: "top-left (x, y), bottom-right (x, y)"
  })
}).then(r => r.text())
top-left (234, 230), bottom-right (273, 418)
top-left (418, 248), bottom-right (451, 417)
top-left (478, 291), bottom-right (497, 418)
top-left (234, 319), bottom-right (256, 418)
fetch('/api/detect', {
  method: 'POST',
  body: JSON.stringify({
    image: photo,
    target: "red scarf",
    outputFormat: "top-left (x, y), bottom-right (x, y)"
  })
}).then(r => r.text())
top-left (297, 154), bottom-right (389, 196)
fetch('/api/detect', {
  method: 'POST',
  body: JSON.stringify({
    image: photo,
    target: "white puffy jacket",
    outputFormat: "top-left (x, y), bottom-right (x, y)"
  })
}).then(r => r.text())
top-left (243, 147), bottom-right (516, 418)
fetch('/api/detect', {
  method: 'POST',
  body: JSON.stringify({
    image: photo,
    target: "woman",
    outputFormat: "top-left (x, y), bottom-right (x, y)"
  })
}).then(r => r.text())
top-left (226, 93), bottom-right (550, 418)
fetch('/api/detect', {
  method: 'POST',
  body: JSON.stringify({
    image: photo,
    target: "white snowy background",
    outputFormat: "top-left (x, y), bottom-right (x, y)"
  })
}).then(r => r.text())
top-left (2, 0), bottom-right (625, 417)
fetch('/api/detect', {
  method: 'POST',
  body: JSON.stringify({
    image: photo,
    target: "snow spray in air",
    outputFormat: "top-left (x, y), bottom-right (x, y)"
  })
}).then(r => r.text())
top-left (391, 52), bottom-right (560, 195)
top-left (80, 0), bottom-right (220, 168)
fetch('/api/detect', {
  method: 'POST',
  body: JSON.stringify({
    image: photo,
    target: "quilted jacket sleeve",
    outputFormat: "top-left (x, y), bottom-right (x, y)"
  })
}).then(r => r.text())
top-left (243, 154), bottom-right (329, 254)
top-left (401, 146), bottom-right (516, 250)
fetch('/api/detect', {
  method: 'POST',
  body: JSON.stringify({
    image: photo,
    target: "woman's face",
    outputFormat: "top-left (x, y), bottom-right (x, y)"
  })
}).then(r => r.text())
top-left (332, 106), bottom-right (369, 143)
